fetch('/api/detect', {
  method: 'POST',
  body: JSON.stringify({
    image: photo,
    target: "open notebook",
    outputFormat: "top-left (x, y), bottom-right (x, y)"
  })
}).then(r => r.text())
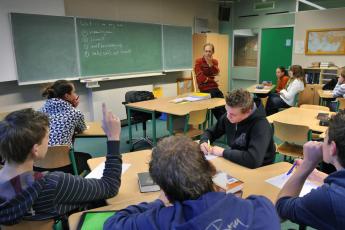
top-left (266, 173), bottom-right (319, 197)
top-left (86, 163), bottom-right (131, 179)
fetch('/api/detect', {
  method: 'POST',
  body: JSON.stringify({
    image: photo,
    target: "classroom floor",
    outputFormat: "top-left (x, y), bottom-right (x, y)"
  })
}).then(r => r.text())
top-left (74, 118), bottom-right (315, 230)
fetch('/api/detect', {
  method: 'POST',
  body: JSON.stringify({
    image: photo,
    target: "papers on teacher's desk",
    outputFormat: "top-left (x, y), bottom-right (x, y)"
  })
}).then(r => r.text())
top-left (266, 173), bottom-right (319, 197)
top-left (86, 163), bottom-right (131, 179)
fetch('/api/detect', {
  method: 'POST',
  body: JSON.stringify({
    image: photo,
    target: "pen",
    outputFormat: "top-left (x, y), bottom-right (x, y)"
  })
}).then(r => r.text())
top-left (286, 161), bottom-right (297, 176)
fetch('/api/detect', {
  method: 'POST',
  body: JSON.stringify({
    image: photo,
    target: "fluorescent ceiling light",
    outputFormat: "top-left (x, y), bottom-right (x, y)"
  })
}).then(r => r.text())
top-left (299, 0), bottom-right (326, 10)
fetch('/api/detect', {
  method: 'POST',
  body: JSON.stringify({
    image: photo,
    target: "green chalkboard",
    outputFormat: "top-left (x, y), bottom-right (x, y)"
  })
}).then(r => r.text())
top-left (11, 13), bottom-right (78, 83)
top-left (259, 27), bottom-right (294, 84)
top-left (163, 25), bottom-right (192, 71)
top-left (77, 18), bottom-right (163, 76)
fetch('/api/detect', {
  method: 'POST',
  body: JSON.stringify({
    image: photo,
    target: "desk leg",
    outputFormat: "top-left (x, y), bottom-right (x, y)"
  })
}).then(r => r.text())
top-left (152, 111), bottom-right (157, 146)
top-left (127, 107), bottom-right (133, 150)
top-left (168, 114), bottom-right (174, 136)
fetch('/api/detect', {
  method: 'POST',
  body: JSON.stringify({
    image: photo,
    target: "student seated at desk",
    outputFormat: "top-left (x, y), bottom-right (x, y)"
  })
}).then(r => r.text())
top-left (199, 89), bottom-right (276, 169)
top-left (276, 110), bottom-right (345, 229)
top-left (266, 65), bottom-right (305, 116)
top-left (0, 104), bottom-right (122, 225)
top-left (332, 66), bottom-right (345, 98)
top-left (104, 136), bottom-right (280, 230)
top-left (275, 66), bottom-right (289, 93)
top-left (39, 80), bottom-right (89, 173)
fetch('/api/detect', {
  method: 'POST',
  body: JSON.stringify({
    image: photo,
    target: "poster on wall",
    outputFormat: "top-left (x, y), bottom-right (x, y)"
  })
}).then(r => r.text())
top-left (305, 28), bottom-right (345, 55)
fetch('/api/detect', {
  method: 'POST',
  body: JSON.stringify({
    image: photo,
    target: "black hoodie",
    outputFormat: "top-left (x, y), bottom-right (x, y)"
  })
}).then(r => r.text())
top-left (200, 98), bottom-right (275, 169)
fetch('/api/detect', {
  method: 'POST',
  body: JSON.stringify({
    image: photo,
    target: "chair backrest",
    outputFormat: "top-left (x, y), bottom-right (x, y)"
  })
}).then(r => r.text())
top-left (338, 98), bottom-right (345, 110)
top-left (300, 104), bottom-right (330, 111)
top-left (273, 121), bottom-right (311, 145)
top-left (188, 109), bottom-right (208, 126)
top-left (1, 220), bottom-right (54, 230)
top-left (176, 78), bottom-right (194, 95)
top-left (34, 145), bottom-right (71, 169)
top-left (191, 70), bottom-right (199, 93)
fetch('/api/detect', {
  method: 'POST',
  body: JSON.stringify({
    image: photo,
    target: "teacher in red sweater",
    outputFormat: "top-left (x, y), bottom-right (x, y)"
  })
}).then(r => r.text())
top-left (194, 43), bottom-right (226, 120)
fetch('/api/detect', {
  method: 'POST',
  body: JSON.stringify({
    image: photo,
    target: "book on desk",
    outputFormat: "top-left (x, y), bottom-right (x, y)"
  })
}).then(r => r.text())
top-left (212, 171), bottom-right (244, 194)
top-left (138, 172), bottom-right (160, 193)
top-left (170, 92), bottom-right (211, 103)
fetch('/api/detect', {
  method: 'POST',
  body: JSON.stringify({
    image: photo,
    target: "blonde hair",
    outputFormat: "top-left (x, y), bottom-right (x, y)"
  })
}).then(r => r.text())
top-left (203, 43), bottom-right (215, 53)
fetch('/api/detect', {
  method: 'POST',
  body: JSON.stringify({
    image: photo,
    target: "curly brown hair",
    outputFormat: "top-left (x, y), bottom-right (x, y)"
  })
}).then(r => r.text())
top-left (149, 136), bottom-right (216, 203)
top-left (225, 89), bottom-right (254, 113)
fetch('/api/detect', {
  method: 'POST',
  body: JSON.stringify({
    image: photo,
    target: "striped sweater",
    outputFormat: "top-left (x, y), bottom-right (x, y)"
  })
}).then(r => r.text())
top-left (332, 83), bottom-right (345, 98)
top-left (0, 141), bottom-right (121, 225)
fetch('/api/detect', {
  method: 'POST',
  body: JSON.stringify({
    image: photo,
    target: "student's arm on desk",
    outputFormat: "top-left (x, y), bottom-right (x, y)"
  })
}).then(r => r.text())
top-left (332, 83), bottom-right (345, 97)
top-left (276, 185), bottom-right (333, 228)
top-left (223, 120), bottom-right (271, 169)
top-left (54, 141), bottom-right (122, 203)
top-left (104, 199), bottom-right (165, 229)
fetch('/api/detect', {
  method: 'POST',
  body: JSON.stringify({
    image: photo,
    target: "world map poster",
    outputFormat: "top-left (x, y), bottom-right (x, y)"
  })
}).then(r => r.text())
top-left (306, 28), bottom-right (345, 55)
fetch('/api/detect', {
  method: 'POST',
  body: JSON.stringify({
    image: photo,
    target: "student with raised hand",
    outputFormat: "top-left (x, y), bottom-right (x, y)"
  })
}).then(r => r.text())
top-left (332, 66), bottom-right (345, 98)
top-left (39, 80), bottom-right (89, 173)
top-left (104, 136), bottom-right (280, 230)
top-left (276, 110), bottom-right (345, 229)
top-left (199, 89), bottom-right (276, 169)
top-left (0, 104), bottom-right (122, 225)
top-left (275, 66), bottom-right (289, 93)
top-left (266, 65), bottom-right (305, 116)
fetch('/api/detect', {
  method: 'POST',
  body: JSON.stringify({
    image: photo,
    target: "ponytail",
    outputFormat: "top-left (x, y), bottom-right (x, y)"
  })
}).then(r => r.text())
top-left (42, 80), bottom-right (73, 99)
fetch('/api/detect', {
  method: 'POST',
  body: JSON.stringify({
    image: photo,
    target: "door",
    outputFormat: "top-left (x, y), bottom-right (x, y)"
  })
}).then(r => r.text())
top-left (259, 27), bottom-right (294, 84)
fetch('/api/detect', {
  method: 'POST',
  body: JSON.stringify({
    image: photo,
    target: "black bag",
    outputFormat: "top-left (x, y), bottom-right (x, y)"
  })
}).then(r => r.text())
top-left (323, 78), bottom-right (337, 90)
top-left (125, 91), bottom-right (155, 103)
top-left (125, 91), bottom-right (161, 120)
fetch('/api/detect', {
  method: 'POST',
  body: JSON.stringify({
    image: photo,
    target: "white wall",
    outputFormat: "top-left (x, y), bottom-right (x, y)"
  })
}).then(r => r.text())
top-left (0, 0), bottom-right (65, 82)
top-left (293, 7), bottom-right (345, 67)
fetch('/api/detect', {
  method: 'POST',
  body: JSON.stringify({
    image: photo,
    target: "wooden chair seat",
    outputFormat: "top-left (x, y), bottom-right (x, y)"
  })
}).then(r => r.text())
top-left (277, 142), bottom-right (304, 158)
top-left (175, 127), bottom-right (204, 138)
top-left (34, 145), bottom-right (78, 175)
top-left (337, 98), bottom-right (345, 110)
top-left (273, 120), bottom-right (311, 160)
top-left (1, 220), bottom-right (54, 230)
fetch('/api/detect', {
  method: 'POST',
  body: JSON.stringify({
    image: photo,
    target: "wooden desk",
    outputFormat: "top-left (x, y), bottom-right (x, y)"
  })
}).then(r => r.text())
top-left (267, 107), bottom-right (334, 133)
top-left (317, 89), bottom-right (334, 105)
top-left (69, 151), bottom-right (291, 229)
top-left (76, 122), bottom-right (105, 137)
top-left (247, 84), bottom-right (275, 94)
top-left (126, 96), bottom-right (225, 148)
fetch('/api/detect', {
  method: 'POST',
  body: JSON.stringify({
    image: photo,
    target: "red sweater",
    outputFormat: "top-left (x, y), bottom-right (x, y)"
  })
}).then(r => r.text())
top-left (194, 57), bottom-right (219, 91)
top-left (276, 75), bottom-right (289, 93)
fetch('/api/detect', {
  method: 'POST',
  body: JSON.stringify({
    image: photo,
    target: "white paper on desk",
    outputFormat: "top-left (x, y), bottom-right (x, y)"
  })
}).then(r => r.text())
top-left (205, 154), bottom-right (218, 161)
top-left (86, 163), bottom-right (131, 179)
top-left (266, 173), bottom-right (319, 197)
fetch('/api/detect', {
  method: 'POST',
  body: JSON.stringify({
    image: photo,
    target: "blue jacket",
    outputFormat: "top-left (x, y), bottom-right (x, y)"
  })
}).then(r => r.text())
top-left (104, 192), bottom-right (280, 230)
top-left (276, 170), bottom-right (345, 230)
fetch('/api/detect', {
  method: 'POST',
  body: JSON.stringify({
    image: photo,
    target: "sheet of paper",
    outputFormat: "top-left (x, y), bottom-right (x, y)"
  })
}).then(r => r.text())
top-left (266, 173), bottom-right (319, 197)
top-left (86, 163), bottom-right (131, 179)
top-left (205, 154), bottom-right (218, 161)
top-left (294, 40), bottom-right (305, 54)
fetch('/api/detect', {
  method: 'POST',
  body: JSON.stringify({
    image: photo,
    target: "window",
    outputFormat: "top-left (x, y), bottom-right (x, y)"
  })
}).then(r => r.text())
top-left (233, 29), bottom-right (258, 67)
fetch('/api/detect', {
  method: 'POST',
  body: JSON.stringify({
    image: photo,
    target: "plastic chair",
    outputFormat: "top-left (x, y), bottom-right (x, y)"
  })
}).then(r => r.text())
top-left (34, 145), bottom-right (79, 175)
top-left (176, 78), bottom-right (195, 95)
top-left (337, 98), bottom-right (345, 111)
top-left (173, 109), bottom-right (208, 139)
top-left (273, 121), bottom-right (312, 161)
